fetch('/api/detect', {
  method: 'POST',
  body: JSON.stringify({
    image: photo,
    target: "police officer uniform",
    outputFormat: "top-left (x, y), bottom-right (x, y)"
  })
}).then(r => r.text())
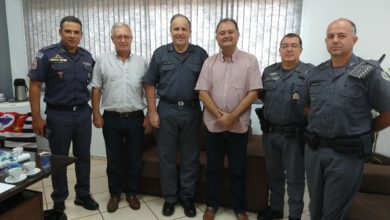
top-left (261, 61), bottom-right (313, 219)
top-left (301, 54), bottom-right (390, 219)
top-left (142, 43), bottom-right (208, 204)
top-left (28, 42), bottom-right (94, 205)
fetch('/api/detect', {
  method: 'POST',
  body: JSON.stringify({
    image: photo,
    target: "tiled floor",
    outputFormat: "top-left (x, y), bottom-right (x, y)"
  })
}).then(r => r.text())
top-left (27, 157), bottom-right (311, 220)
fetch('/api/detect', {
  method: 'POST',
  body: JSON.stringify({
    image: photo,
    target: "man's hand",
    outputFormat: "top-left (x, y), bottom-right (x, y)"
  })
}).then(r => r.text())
top-left (217, 110), bottom-right (237, 131)
top-left (93, 114), bottom-right (104, 128)
top-left (148, 111), bottom-right (160, 128)
top-left (143, 116), bottom-right (152, 129)
top-left (32, 117), bottom-right (46, 136)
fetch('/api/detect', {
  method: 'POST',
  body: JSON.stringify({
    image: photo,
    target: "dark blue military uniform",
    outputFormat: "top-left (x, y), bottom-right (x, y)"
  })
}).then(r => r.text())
top-left (142, 43), bottom-right (208, 204)
top-left (28, 42), bottom-right (94, 204)
top-left (262, 61), bottom-right (313, 219)
top-left (301, 54), bottom-right (390, 219)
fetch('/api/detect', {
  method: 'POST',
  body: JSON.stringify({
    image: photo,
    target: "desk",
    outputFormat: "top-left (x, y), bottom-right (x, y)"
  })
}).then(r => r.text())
top-left (0, 152), bottom-right (74, 219)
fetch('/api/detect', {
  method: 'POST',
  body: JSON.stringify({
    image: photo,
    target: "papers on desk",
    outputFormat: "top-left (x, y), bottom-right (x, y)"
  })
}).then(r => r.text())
top-left (0, 182), bottom-right (15, 193)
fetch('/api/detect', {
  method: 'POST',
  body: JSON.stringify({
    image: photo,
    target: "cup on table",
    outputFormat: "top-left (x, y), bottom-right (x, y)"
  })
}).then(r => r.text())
top-left (12, 147), bottom-right (23, 157)
top-left (24, 161), bottom-right (36, 174)
top-left (39, 152), bottom-right (52, 172)
top-left (8, 167), bottom-right (22, 179)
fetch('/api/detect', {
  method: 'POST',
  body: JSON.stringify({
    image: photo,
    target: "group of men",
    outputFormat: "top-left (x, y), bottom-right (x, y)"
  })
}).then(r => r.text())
top-left (28, 14), bottom-right (390, 220)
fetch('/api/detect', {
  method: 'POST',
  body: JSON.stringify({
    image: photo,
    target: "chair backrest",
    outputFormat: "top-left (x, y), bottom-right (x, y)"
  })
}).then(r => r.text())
top-left (0, 112), bottom-right (37, 152)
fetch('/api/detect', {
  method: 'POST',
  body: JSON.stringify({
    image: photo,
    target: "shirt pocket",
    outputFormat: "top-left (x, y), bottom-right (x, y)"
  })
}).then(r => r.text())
top-left (263, 78), bottom-right (278, 99)
top-left (49, 63), bottom-right (68, 80)
top-left (339, 81), bottom-right (366, 108)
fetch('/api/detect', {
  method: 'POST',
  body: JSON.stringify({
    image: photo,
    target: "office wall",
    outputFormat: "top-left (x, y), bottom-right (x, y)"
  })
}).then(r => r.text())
top-left (300, 0), bottom-right (390, 156)
top-left (0, 0), bottom-right (13, 99)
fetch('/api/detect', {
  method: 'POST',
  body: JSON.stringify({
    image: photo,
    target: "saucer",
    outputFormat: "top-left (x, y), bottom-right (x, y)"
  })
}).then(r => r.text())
top-left (23, 168), bottom-right (41, 176)
top-left (5, 173), bottom-right (27, 183)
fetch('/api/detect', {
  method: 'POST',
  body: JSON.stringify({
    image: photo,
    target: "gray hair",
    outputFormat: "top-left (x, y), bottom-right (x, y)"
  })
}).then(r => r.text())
top-left (111, 22), bottom-right (131, 36)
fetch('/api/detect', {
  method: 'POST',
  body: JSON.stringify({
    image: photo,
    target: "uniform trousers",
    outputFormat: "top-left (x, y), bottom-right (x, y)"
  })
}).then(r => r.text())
top-left (157, 100), bottom-right (201, 203)
top-left (46, 106), bottom-right (92, 203)
top-left (263, 132), bottom-right (305, 218)
top-left (305, 145), bottom-right (364, 220)
top-left (102, 112), bottom-right (144, 197)
top-left (205, 131), bottom-right (248, 214)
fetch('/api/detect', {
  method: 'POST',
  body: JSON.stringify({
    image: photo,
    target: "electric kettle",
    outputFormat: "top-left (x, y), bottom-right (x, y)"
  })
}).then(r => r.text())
top-left (14, 78), bottom-right (28, 101)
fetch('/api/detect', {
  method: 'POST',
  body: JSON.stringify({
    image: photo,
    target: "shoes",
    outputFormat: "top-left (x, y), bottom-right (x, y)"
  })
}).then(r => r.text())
top-left (236, 212), bottom-right (249, 220)
top-left (203, 207), bottom-right (216, 220)
top-left (53, 202), bottom-right (65, 212)
top-left (289, 217), bottom-right (300, 220)
top-left (44, 209), bottom-right (67, 220)
top-left (74, 194), bottom-right (99, 210)
top-left (162, 202), bottom-right (175, 216)
top-left (126, 195), bottom-right (141, 210)
top-left (180, 198), bottom-right (196, 217)
top-left (257, 207), bottom-right (283, 220)
top-left (107, 197), bottom-right (120, 213)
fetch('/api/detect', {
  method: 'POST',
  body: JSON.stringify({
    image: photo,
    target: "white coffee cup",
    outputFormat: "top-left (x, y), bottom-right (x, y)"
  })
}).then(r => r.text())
top-left (24, 161), bottom-right (36, 173)
top-left (8, 167), bottom-right (22, 179)
top-left (12, 147), bottom-right (23, 157)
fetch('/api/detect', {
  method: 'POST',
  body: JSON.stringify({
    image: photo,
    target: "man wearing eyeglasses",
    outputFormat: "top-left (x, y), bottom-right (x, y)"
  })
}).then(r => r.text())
top-left (257, 33), bottom-right (313, 220)
top-left (90, 22), bottom-right (149, 213)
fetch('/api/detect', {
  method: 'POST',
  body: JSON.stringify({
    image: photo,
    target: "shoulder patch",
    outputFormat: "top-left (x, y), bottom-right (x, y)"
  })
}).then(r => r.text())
top-left (381, 70), bottom-right (390, 82)
top-left (31, 59), bottom-right (38, 70)
top-left (348, 61), bottom-right (376, 79)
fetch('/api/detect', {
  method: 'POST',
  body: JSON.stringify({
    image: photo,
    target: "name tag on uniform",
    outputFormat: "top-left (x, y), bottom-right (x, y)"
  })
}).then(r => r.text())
top-left (49, 54), bottom-right (67, 63)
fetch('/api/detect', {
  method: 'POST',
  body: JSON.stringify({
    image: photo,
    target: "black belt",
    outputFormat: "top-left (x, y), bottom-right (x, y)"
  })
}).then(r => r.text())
top-left (104, 110), bottom-right (143, 118)
top-left (47, 103), bottom-right (88, 112)
top-left (268, 124), bottom-right (302, 134)
top-left (160, 97), bottom-right (198, 107)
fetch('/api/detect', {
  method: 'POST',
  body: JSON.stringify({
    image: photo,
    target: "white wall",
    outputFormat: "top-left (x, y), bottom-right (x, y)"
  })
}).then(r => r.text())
top-left (300, 0), bottom-right (390, 156)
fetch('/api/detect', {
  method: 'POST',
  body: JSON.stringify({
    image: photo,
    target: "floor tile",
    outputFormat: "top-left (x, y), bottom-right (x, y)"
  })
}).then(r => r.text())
top-left (75, 213), bottom-right (104, 220)
top-left (90, 176), bottom-right (108, 194)
top-left (101, 205), bottom-right (157, 220)
top-left (90, 163), bottom-right (107, 178)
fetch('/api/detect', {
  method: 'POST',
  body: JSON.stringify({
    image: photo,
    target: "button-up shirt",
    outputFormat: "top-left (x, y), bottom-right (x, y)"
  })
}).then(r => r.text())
top-left (142, 43), bottom-right (208, 102)
top-left (28, 42), bottom-right (94, 106)
top-left (301, 54), bottom-right (390, 138)
top-left (90, 51), bottom-right (147, 112)
top-left (262, 61), bottom-right (314, 126)
top-left (195, 49), bottom-right (263, 133)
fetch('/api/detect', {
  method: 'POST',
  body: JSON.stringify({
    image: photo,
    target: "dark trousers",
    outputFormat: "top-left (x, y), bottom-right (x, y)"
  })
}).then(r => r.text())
top-left (205, 131), bottom-right (248, 214)
top-left (157, 101), bottom-right (201, 203)
top-left (102, 112), bottom-right (144, 197)
top-left (263, 132), bottom-right (305, 218)
top-left (46, 106), bottom-right (92, 203)
top-left (305, 145), bottom-right (364, 220)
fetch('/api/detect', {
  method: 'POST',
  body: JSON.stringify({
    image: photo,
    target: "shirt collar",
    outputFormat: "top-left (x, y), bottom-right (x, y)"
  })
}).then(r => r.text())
top-left (218, 48), bottom-right (239, 63)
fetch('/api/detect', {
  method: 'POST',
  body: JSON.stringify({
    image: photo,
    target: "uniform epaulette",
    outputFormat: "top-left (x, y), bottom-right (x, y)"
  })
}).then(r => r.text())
top-left (39, 44), bottom-right (57, 52)
top-left (77, 46), bottom-right (92, 55)
top-left (347, 61), bottom-right (377, 79)
top-left (264, 63), bottom-right (279, 72)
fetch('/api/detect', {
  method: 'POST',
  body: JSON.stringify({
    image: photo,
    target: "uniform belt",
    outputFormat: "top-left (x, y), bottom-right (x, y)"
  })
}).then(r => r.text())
top-left (104, 110), bottom-right (143, 118)
top-left (47, 103), bottom-right (88, 112)
top-left (268, 124), bottom-right (302, 134)
top-left (160, 97), bottom-right (198, 107)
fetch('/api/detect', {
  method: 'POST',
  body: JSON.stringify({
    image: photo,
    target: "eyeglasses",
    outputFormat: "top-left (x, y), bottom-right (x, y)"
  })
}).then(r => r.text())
top-left (113, 35), bottom-right (132, 40)
top-left (280, 44), bottom-right (300, 49)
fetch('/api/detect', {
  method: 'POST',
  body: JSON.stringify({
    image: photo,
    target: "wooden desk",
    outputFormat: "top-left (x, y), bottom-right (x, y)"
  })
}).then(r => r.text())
top-left (0, 152), bottom-right (75, 219)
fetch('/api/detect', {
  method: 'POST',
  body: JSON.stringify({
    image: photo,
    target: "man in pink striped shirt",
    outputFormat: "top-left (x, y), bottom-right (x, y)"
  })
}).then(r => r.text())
top-left (195, 18), bottom-right (263, 220)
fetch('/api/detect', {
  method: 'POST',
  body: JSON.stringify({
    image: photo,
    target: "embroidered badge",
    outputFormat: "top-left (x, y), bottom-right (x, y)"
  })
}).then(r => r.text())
top-left (49, 54), bottom-right (67, 63)
top-left (270, 72), bottom-right (278, 76)
top-left (36, 51), bottom-right (44, 59)
top-left (58, 71), bottom-right (64, 78)
top-left (31, 59), bottom-right (38, 70)
top-left (381, 71), bottom-right (390, 82)
top-left (292, 93), bottom-right (300, 100)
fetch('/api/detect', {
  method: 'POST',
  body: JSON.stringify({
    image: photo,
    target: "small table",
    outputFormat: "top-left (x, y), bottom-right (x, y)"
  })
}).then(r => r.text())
top-left (0, 151), bottom-right (75, 219)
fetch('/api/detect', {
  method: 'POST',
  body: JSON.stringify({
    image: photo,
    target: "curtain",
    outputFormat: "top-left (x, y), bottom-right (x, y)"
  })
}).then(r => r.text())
top-left (23, 0), bottom-right (303, 70)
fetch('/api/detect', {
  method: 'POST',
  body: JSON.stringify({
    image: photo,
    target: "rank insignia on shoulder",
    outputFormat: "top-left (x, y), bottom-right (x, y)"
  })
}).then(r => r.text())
top-left (49, 54), bottom-right (67, 63)
top-left (31, 59), bottom-right (38, 70)
top-left (36, 51), bottom-right (44, 59)
top-left (348, 61), bottom-right (375, 79)
top-left (381, 71), bottom-right (390, 82)
top-left (292, 93), bottom-right (300, 100)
